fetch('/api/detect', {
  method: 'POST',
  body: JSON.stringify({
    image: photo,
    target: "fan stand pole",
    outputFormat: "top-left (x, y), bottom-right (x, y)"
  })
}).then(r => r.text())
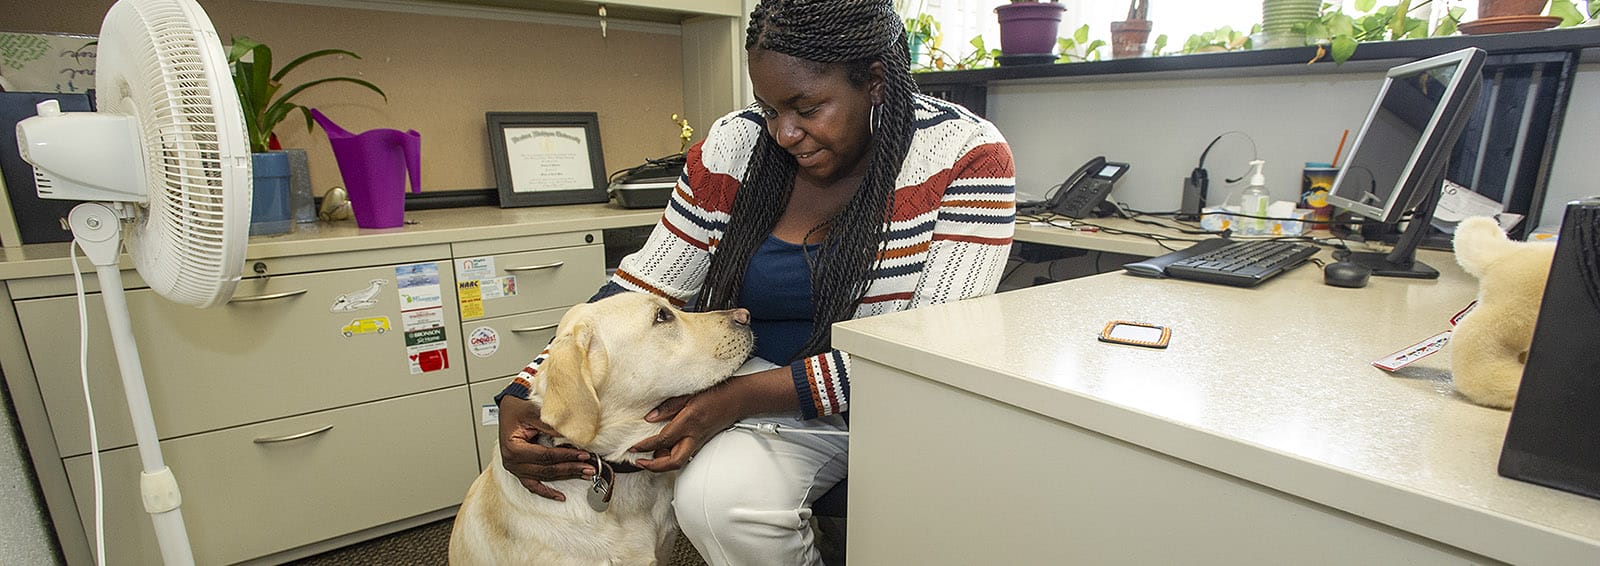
top-left (70, 203), bottom-right (197, 566)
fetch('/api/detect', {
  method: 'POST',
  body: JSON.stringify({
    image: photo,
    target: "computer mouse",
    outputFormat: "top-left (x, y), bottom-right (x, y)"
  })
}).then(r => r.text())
top-left (1324, 261), bottom-right (1372, 288)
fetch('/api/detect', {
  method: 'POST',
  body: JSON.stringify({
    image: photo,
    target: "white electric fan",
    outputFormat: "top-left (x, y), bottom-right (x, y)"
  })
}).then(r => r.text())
top-left (14, 0), bottom-right (251, 563)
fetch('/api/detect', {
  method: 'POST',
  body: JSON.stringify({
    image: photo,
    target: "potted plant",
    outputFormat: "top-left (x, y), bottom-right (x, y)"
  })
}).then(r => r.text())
top-left (1180, 25), bottom-right (1258, 54)
top-left (1110, 0), bottom-right (1152, 58)
top-left (906, 13), bottom-right (941, 69)
top-left (227, 37), bottom-right (384, 233)
top-left (1056, 24), bottom-right (1106, 62)
top-left (1478, 0), bottom-right (1546, 19)
top-left (1297, 1), bottom-right (1462, 65)
top-left (995, 0), bottom-right (1066, 56)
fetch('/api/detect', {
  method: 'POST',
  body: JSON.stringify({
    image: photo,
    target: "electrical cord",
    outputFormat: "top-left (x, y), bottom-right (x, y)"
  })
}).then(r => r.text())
top-left (606, 153), bottom-right (687, 184)
top-left (70, 242), bottom-right (106, 566)
top-left (731, 422), bottom-right (850, 437)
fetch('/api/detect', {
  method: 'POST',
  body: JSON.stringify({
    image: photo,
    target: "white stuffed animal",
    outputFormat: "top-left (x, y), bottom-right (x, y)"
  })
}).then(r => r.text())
top-left (1449, 216), bottom-right (1556, 409)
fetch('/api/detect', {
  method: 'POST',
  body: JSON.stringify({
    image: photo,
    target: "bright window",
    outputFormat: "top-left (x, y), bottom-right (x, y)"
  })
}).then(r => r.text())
top-left (900, 1), bottom-right (1492, 66)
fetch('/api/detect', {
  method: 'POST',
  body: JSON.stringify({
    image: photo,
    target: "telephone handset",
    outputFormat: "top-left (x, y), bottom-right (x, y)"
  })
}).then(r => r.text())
top-left (1045, 156), bottom-right (1131, 218)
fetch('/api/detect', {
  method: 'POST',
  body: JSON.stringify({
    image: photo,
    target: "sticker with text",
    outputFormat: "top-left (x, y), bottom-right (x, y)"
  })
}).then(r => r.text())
top-left (481, 404), bottom-right (499, 426)
top-left (400, 307), bottom-right (444, 332)
top-left (408, 345), bottom-right (450, 374)
top-left (480, 275), bottom-right (518, 300)
top-left (458, 280), bottom-right (484, 320)
top-left (468, 326), bottom-right (500, 358)
top-left (395, 263), bottom-right (443, 310)
top-left (456, 256), bottom-right (496, 281)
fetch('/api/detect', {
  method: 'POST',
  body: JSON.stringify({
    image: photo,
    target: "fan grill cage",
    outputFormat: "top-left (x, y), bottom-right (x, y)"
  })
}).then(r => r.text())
top-left (102, 0), bottom-right (249, 308)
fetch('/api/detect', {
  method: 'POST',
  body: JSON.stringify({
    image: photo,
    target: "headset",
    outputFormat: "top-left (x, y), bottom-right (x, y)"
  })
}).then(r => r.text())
top-left (1181, 131), bottom-right (1257, 220)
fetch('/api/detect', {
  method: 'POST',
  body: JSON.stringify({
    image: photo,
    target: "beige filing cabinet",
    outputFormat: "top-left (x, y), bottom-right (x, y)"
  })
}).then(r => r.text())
top-left (2, 217), bottom-right (626, 564)
top-left (451, 233), bottom-right (609, 471)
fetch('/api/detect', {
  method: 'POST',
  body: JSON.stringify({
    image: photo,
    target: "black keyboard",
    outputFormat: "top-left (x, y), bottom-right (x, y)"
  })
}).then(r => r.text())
top-left (1162, 240), bottom-right (1319, 287)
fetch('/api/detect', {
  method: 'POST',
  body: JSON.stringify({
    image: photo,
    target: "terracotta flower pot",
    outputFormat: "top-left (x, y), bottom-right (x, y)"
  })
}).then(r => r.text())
top-left (1479, 0), bottom-right (1547, 19)
top-left (995, 2), bottom-right (1066, 55)
top-left (1110, 19), bottom-right (1152, 59)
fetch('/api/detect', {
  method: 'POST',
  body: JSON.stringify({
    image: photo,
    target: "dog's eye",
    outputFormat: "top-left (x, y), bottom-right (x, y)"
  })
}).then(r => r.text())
top-left (654, 307), bottom-right (674, 324)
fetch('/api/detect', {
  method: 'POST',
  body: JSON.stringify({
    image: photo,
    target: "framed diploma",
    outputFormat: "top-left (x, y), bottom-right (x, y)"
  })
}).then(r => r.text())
top-left (487, 112), bottom-right (609, 207)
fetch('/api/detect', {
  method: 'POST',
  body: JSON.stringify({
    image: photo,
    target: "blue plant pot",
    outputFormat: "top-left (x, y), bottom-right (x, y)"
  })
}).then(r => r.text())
top-left (250, 152), bottom-right (293, 236)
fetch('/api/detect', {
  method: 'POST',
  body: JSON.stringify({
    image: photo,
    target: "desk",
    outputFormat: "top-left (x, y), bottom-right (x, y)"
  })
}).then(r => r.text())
top-left (833, 248), bottom-right (1600, 564)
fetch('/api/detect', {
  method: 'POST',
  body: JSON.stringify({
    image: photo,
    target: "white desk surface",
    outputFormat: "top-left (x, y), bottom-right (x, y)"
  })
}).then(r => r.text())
top-left (0, 203), bottom-right (664, 281)
top-left (834, 248), bottom-right (1600, 564)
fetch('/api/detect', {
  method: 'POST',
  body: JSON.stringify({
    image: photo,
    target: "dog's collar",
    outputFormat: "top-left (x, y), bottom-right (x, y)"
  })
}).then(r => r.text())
top-left (548, 442), bottom-right (645, 475)
top-left (594, 453), bottom-right (645, 474)
top-left (550, 443), bottom-right (645, 513)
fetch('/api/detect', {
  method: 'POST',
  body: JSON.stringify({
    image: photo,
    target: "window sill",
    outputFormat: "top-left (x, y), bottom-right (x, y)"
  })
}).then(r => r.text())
top-left (915, 25), bottom-right (1600, 87)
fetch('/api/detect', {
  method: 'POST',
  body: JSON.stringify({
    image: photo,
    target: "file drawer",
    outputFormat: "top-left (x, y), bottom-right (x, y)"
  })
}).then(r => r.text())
top-left (462, 306), bottom-right (564, 383)
top-left (453, 244), bottom-right (605, 321)
top-left (63, 386), bottom-right (477, 565)
top-left (469, 376), bottom-right (517, 470)
top-left (19, 260), bottom-right (466, 457)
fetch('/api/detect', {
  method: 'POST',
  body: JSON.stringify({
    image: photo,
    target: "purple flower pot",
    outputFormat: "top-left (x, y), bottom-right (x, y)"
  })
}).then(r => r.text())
top-left (995, 2), bottom-right (1066, 55)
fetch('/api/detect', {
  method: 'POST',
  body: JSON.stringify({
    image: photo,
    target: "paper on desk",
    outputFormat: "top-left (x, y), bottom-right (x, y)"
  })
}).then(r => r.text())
top-left (1432, 180), bottom-right (1523, 233)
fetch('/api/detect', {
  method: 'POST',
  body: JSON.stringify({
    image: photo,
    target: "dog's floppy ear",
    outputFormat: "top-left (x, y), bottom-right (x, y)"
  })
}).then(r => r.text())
top-left (540, 321), bottom-right (605, 446)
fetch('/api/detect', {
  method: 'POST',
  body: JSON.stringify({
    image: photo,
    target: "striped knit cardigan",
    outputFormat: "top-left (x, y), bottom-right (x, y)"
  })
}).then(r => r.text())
top-left (501, 94), bottom-right (1015, 420)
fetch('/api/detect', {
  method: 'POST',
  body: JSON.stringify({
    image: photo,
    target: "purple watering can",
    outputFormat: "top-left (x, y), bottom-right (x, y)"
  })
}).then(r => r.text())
top-left (310, 108), bottom-right (421, 229)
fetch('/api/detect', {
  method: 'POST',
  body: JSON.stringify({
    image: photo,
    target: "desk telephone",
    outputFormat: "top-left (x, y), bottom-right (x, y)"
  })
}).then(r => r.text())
top-left (1043, 156), bottom-right (1130, 218)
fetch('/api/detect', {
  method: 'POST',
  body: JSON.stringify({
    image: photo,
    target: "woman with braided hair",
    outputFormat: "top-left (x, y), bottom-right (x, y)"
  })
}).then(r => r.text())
top-left (494, 0), bottom-right (1014, 562)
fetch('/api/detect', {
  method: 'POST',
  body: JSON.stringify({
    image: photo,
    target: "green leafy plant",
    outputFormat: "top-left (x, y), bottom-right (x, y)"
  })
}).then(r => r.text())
top-left (1149, 33), bottom-right (1169, 56)
top-left (1180, 25), bottom-right (1258, 54)
top-left (227, 36), bottom-right (386, 153)
top-left (922, 35), bottom-right (999, 71)
top-left (1551, 0), bottom-right (1599, 25)
top-left (1057, 24), bottom-right (1106, 62)
top-left (1297, 1), bottom-right (1463, 65)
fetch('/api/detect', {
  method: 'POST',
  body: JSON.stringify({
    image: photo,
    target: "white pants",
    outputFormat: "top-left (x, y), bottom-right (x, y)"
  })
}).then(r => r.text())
top-left (674, 411), bottom-right (849, 566)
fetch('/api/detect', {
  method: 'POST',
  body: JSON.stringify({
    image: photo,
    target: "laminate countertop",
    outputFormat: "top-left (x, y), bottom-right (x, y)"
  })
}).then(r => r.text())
top-left (0, 203), bottom-right (664, 281)
top-left (834, 249), bottom-right (1600, 564)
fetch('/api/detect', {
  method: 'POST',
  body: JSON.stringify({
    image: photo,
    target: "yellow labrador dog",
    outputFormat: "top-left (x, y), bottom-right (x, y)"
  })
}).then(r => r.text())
top-left (450, 292), bottom-right (754, 565)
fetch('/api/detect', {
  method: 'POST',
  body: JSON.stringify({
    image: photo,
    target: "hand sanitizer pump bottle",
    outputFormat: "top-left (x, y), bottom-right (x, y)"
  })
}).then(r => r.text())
top-left (1240, 160), bottom-right (1270, 235)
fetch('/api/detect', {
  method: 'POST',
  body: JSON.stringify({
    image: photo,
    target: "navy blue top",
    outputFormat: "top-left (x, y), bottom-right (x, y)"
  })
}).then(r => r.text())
top-left (742, 234), bottom-right (818, 365)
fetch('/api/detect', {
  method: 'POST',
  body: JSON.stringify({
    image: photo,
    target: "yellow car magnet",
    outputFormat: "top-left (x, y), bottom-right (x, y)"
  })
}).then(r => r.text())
top-left (342, 316), bottom-right (391, 337)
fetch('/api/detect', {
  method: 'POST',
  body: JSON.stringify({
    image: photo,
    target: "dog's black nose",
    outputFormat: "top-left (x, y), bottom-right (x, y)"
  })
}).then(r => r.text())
top-left (729, 308), bottom-right (751, 325)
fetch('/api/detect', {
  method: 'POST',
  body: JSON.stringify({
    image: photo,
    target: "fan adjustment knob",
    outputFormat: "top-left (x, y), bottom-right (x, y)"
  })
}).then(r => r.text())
top-left (34, 99), bottom-right (62, 117)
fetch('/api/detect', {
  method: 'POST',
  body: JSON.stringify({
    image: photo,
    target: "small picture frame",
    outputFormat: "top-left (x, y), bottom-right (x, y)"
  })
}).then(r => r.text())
top-left (487, 112), bottom-right (608, 207)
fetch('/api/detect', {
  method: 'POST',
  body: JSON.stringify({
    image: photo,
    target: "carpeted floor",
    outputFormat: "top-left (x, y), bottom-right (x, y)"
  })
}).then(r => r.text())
top-left (286, 518), bottom-right (710, 566)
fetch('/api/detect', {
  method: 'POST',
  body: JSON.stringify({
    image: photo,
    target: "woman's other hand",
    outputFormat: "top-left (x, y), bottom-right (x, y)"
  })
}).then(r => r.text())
top-left (497, 395), bottom-right (593, 501)
top-left (630, 367), bottom-right (798, 472)
top-left (630, 387), bottom-right (743, 472)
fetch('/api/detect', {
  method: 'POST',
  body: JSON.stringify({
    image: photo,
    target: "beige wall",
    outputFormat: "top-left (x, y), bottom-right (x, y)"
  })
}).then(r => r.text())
top-left (6, 0), bottom-right (687, 193)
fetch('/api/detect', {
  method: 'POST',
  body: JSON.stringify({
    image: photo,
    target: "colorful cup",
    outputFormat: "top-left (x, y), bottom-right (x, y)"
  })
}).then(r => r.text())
top-left (1301, 162), bottom-right (1339, 229)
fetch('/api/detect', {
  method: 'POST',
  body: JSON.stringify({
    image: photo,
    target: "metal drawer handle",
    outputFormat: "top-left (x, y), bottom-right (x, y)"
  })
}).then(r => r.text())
top-left (505, 261), bottom-right (564, 272)
top-left (253, 424), bottom-right (334, 444)
top-left (229, 288), bottom-right (310, 303)
top-left (511, 323), bottom-right (559, 333)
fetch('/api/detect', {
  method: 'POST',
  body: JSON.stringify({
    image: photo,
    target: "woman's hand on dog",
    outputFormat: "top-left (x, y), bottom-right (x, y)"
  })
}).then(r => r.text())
top-left (631, 368), bottom-right (800, 472)
top-left (630, 389), bottom-right (737, 472)
top-left (497, 395), bottom-right (595, 501)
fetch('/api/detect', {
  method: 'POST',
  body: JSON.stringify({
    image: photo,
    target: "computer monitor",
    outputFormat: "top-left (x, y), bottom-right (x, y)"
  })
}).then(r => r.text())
top-left (1326, 47), bottom-right (1486, 279)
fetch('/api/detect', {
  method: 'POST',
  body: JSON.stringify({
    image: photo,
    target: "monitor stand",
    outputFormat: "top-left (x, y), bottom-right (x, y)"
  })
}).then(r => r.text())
top-left (1343, 172), bottom-right (1445, 280)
